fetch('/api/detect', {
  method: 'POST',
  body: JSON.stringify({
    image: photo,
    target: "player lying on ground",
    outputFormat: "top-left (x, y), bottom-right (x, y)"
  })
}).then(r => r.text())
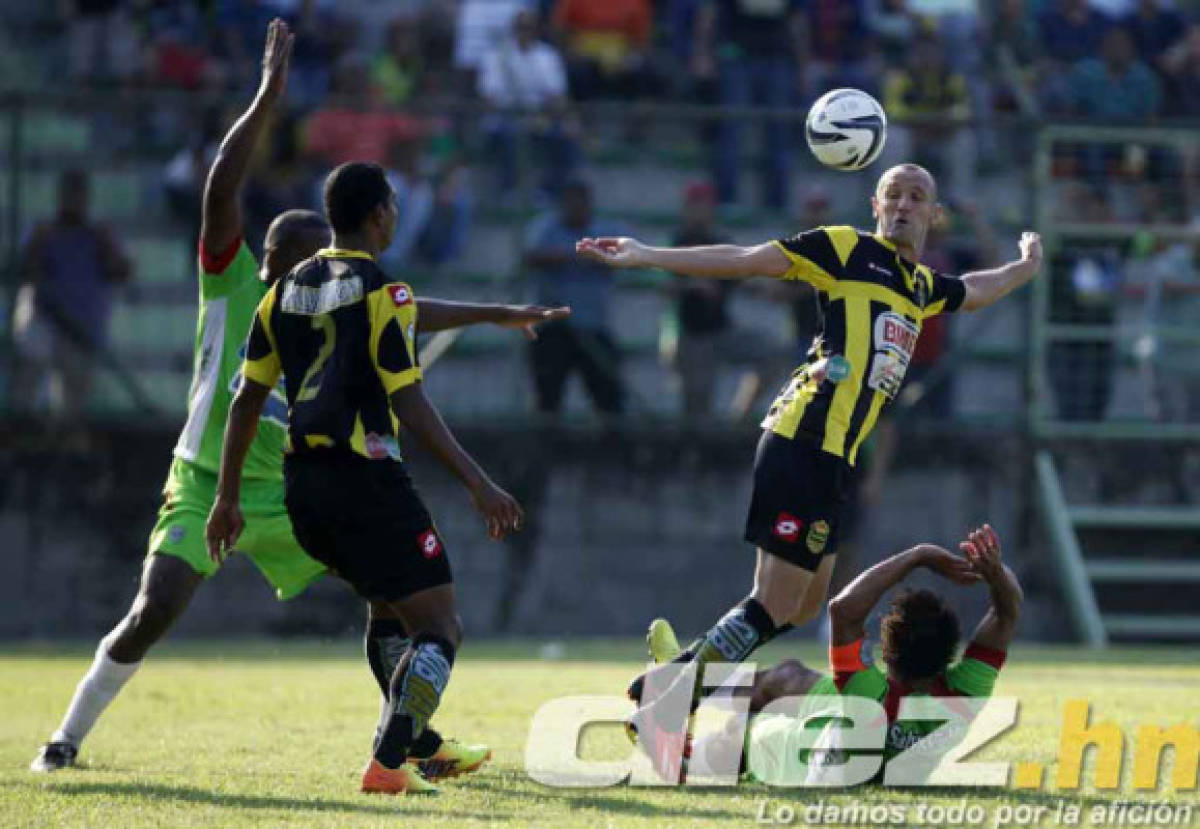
top-left (651, 525), bottom-right (1021, 783)
top-left (577, 164), bottom-right (1040, 775)
top-left (33, 19), bottom-right (563, 780)
top-left (206, 160), bottom-right (547, 795)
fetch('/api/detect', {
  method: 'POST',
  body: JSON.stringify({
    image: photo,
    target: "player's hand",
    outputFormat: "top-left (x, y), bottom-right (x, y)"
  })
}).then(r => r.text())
top-left (914, 544), bottom-right (981, 585)
top-left (575, 237), bottom-right (647, 269)
top-left (497, 305), bottom-right (572, 340)
top-left (260, 18), bottom-right (294, 100)
top-left (1018, 232), bottom-right (1042, 272)
top-left (470, 479), bottom-right (525, 540)
top-left (960, 524), bottom-right (1004, 583)
top-left (206, 496), bottom-right (245, 565)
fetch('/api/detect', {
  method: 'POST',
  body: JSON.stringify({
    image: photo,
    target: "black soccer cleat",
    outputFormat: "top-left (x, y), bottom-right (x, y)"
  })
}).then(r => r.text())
top-left (30, 741), bottom-right (78, 772)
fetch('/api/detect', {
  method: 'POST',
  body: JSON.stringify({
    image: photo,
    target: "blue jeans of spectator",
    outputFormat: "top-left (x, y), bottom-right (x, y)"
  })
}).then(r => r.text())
top-left (715, 57), bottom-right (793, 208)
top-left (487, 116), bottom-right (581, 197)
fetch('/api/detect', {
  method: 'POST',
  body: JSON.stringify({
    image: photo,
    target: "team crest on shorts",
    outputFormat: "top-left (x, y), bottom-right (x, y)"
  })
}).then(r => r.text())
top-left (773, 512), bottom-right (802, 543)
top-left (419, 530), bottom-right (443, 559)
top-left (806, 520), bottom-right (831, 554)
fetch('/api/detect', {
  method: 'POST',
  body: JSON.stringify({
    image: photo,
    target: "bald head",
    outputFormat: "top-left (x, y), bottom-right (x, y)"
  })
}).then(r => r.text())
top-left (875, 164), bottom-right (937, 201)
top-left (262, 209), bottom-right (332, 283)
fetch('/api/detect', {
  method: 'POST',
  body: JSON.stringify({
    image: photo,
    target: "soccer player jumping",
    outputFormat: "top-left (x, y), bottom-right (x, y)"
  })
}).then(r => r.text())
top-left (577, 164), bottom-right (1041, 771)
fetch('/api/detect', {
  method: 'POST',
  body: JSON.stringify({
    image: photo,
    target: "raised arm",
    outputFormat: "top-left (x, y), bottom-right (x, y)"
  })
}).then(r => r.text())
top-left (828, 544), bottom-right (980, 646)
top-left (575, 237), bottom-right (791, 279)
top-left (416, 299), bottom-right (571, 337)
top-left (959, 231), bottom-right (1042, 311)
top-left (959, 524), bottom-right (1023, 651)
top-left (389, 384), bottom-right (523, 540)
top-left (200, 18), bottom-right (293, 260)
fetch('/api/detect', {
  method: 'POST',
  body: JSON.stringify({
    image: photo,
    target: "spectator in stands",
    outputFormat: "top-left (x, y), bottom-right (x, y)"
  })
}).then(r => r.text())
top-left (12, 170), bottom-right (132, 418)
top-left (694, 0), bottom-right (806, 209)
top-left (215, 0), bottom-right (277, 92)
top-left (1123, 0), bottom-right (1186, 78)
top-left (303, 55), bottom-right (423, 165)
top-left (1038, 0), bottom-right (1112, 65)
top-left (866, 0), bottom-right (923, 72)
top-left (1048, 188), bottom-right (1122, 422)
top-left (1069, 26), bottom-right (1162, 121)
top-left (907, 201), bottom-right (999, 420)
top-left (552, 0), bottom-right (654, 100)
top-left (283, 0), bottom-right (343, 108)
top-left (63, 0), bottom-right (140, 86)
top-left (982, 0), bottom-right (1043, 116)
top-left (666, 182), bottom-right (732, 416)
top-left (806, 0), bottom-right (875, 95)
top-left (882, 34), bottom-right (976, 199)
top-left (525, 179), bottom-right (626, 415)
top-left (478, 10), bottom-right (580, 197)
top-left (1162, 22), bottom-right (1200, 115)
top-left (381, 137), bottom-right (435, 272)
top-left (418, 155), bottom-right (473, 267)
top-left (372, 15), bottom-right (424, 108)
top-left (455, 0), bottom-right (532, 76)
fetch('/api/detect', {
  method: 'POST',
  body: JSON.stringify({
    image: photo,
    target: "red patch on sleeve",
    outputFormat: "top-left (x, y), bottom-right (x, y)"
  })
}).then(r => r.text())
top-left (200, 235), bottom-right (242, 275)
top-left (418, 530), bottom-right (442, 559)
top-left (963, 642), bottom-right (1007, 669)
top-left (388, 284), bottom-right (413, 307)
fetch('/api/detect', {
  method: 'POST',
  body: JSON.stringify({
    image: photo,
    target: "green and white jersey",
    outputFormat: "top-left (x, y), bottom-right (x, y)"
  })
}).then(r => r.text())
top-left (173, 240), bottom-right (289, 482)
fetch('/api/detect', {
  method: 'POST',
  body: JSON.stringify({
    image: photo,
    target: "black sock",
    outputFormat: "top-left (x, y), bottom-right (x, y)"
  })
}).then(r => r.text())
top-left (374, 634), bottom-right (456, 769)
top-left (692, 598), bottom-right (778, 668)
top-left (366, 619), bottom-right (443, 758)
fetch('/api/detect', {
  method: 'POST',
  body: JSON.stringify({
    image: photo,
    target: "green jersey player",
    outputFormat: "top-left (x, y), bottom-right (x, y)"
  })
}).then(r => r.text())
top-left (33, 19), bottom-right (562, 780)
top-left (653, 524), bottom-right (1022, 784)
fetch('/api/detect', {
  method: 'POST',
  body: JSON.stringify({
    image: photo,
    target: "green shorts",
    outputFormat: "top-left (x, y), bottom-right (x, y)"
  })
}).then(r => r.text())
top-left (147, 457), bottom-right (326, 600)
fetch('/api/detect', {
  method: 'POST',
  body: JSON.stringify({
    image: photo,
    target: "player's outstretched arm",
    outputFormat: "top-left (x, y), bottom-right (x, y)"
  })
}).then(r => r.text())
top-left (575, 237), bottom-right (791, 279)
top-left (200, 17), bottom-right (293, 260)
top-left (959, 524), bottom-right (1023, 651)
top-left (390, 383), bottom-right (524, 540)
top-left (207, 378), bottom-right (272, 563)
top-left (959, 232), bottom-right (1042, 311)
top-left (828, 543), bottom-right (980, 646)
top-left (416, 299), bottom-right (571, 339)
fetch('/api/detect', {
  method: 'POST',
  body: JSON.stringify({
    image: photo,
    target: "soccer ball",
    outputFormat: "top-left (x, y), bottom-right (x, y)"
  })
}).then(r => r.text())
top-left (805, 88), bottom-right (887, 172)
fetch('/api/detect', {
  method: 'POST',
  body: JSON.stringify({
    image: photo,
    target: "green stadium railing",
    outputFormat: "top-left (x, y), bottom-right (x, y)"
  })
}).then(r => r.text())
top-left (1031, 123), bottom-right (1200, 643)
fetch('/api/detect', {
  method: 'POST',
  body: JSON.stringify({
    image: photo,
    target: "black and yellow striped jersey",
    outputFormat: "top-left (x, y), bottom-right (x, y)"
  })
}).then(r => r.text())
top-left (242, 248), bottom-right (421, 462)
top-left (764, 226), bottom-right (966, 465)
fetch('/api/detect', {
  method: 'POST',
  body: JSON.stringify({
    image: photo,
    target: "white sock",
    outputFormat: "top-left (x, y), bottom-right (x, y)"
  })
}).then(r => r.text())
top-left (50, 635), bottom-right (141, 746)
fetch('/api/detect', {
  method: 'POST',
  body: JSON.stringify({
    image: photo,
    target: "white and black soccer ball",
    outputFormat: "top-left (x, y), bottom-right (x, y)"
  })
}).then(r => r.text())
top-left (805, 89), bottom-right (887, 172)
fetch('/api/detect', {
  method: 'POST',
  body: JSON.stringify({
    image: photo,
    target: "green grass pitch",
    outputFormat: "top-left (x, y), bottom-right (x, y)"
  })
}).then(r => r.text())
top-left (3, 640), bottom-right (1198, 827)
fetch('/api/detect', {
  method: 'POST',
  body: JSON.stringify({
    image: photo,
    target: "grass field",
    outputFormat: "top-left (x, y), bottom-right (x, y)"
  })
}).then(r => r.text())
top-left (3, 639), bottom-right (1199, 828)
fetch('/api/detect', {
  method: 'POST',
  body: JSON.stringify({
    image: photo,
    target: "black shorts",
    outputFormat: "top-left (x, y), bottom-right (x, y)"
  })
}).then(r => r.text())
top-left (743, 430), bottom-right (854, 572)
top-left (283, 451), bottom-right (452, 602)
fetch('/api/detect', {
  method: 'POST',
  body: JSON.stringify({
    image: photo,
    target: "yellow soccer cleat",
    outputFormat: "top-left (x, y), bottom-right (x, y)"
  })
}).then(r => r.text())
top-left (360, 758), bottom-right (440, 795)
top-left (647, 618), bottom-right (682, 664)
top-left (412, 738), bottom-right (492, 781)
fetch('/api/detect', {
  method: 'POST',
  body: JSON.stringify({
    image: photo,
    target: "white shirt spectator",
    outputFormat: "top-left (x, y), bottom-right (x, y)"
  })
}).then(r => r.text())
top-left (455, 0), bottom-right (532, 70)
top-left (478, 38), bottom-right (567, 109)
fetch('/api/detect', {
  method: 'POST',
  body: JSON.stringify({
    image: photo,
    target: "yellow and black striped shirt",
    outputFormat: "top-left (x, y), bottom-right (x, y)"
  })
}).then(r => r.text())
top-left (243, 248), bottom-right (422, 462)
top-left (763, 226), bottom-right (966, 465)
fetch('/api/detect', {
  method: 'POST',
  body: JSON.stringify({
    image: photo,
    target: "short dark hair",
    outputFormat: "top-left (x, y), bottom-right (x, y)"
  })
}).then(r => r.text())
top-left (880, 589), bottom-right (960, 682)
top-left (265, 209), bottom-right (329, 248)
top-left (322, 162), bottom-right (392, 234)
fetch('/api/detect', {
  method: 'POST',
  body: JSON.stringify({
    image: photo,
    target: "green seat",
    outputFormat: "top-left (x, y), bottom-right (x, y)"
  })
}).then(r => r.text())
top-left (21, 112), bottom-right (90, 155)
top-left (129, 237), bottom-right (192, 285)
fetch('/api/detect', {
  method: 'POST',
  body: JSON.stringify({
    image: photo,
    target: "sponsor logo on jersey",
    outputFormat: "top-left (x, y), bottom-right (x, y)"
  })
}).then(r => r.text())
top-left (167, 525), bottom-right (186, 544)
top-left (867, 262), bottom-right (893, 278)
top-left (773, 512), bottom-right (802, 543)
top-left (868, 312), bottom-right (920, 399)
top-left (876, 312), bottom-right (918, 355)
top-left (281, 276), bottom-right (363, 315)
top-left (807, 519), bottom-right (831, 554)
top-left (389, 284), bottom-right (413, 307)
top-left (419, 530), bottom-right (443, 559)
top-left (364, 432), bottom-right (390, 460)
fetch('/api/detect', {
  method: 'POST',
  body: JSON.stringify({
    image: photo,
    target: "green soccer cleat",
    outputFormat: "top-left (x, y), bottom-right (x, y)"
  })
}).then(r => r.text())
top-left (412, 738), bottom-right (492, 781)
top-left (647, 618), bottom-right (682, 665)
